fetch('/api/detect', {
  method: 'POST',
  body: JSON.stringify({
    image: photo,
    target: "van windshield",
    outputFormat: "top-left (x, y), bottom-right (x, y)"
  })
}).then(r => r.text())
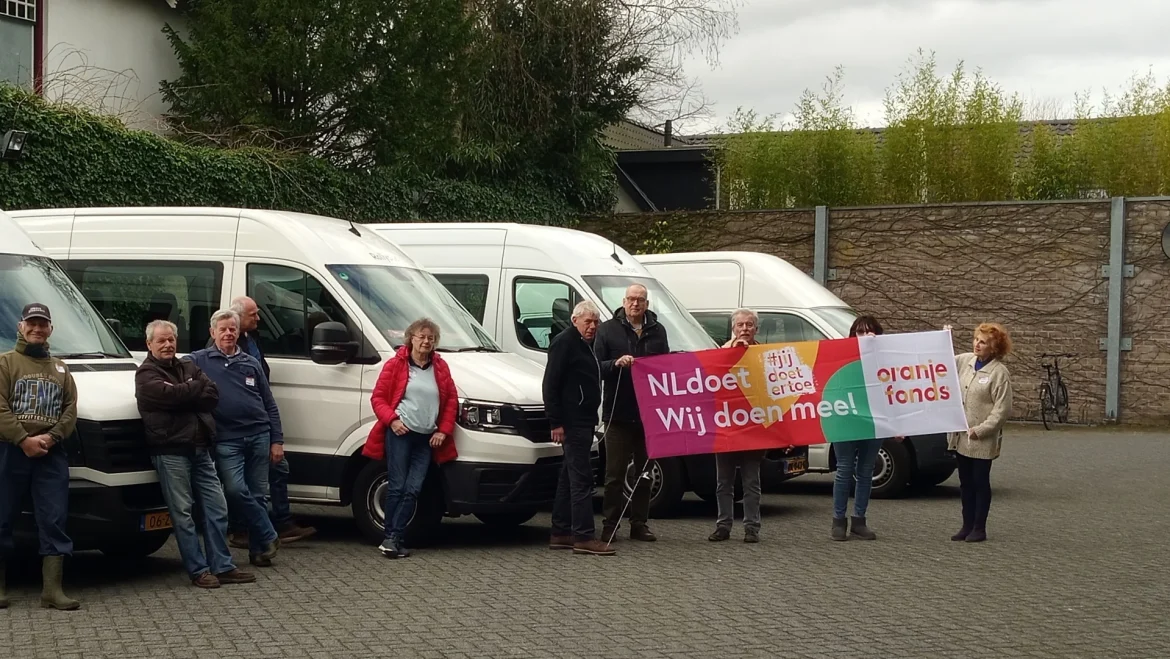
top-left (0, 254), bottom-right (130, 357)
top-left (813, 306), bottom-right (859, 337)
top-left (327, 264), bottom-right (501, 351)
top-left (582, 275), bottom-right (719, 352)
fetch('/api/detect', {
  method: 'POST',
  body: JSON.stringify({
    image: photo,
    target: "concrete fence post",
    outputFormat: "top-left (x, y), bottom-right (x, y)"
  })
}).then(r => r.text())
top-left (813, 205), bottom-right (829, 286)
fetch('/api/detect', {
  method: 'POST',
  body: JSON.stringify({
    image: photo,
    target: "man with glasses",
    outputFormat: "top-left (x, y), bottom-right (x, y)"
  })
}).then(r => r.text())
top-left (593, 284), bottom-right (670, 543)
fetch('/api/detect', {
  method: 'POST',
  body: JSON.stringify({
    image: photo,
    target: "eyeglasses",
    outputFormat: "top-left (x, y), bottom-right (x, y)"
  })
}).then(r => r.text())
top-left (415, 335), bottom-right (436, 343)
top-left (625, 297), bottom-right (648, 305)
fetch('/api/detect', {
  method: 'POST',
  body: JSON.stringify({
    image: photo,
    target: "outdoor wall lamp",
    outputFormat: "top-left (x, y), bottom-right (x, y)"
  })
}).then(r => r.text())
top-left (1, 130), bottom-right (28, 161)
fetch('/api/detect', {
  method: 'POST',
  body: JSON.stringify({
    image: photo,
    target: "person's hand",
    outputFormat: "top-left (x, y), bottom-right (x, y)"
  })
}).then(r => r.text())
top-left (943, 324), bottom-right (953, 332)
top-left (616, 355), bottom-right (634, 368)
top-left (270, 443), bottom-right (284, 464)
top-left (390, 419), bottom-right (408, 436)
top-left (429, 432), bottom-right (447, 448)
top-left (894, 435), bottom-right (906, 442)
top-left (550, 427), bottom-right (565, 445)
top-left (20, 435), bottom-right (49, 458)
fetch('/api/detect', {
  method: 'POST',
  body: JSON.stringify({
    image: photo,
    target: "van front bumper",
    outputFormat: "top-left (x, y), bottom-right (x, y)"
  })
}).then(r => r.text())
top-left (442, 457), bottom-right (564, 515)
top-left (12, 479), bottom-right (170, 552)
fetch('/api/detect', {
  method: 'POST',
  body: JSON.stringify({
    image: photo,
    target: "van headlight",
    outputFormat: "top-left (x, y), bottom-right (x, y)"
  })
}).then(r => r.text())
top-left (458, 400), bottom-right (519, 433)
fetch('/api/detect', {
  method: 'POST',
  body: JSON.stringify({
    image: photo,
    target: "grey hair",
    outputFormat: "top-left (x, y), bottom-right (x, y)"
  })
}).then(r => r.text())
top-left (210, 309), bottom-right (240, 329)
top-left (572, 300), bottom-right (600, 320)
top-left (229, 295), bottom-right (254, 314)
top-left (145, 319), bottom-right (178, 343)
top-left (731, 308), bottom-right (759, 326)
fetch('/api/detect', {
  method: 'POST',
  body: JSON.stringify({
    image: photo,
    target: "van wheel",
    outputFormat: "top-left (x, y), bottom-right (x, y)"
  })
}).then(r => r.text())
top-left (870, 439), bottom-right (911, 499)
top-left (626, 457), bottom-right (685, 518)
top-left (99, 531), bottom-right (171, 559)
top-left (352, 460), bottom-right (445, 546)
top-left (474, 511), bottom-right (537, 527)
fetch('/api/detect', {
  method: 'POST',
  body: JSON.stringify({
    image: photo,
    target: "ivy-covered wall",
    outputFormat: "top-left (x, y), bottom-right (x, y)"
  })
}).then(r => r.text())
top-left (0, 85), bottom-right (574, 224)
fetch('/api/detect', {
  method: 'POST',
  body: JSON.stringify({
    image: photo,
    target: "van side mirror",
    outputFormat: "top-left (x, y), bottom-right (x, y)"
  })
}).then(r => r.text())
top-left (105, 318), bottom-right (122, 335)
top-left (310, 321), bottom-right (359, 365)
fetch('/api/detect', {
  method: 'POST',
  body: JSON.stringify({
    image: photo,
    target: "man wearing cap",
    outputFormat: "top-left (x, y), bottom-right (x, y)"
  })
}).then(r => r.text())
top-left (0, 304), bottom-right (81, 610)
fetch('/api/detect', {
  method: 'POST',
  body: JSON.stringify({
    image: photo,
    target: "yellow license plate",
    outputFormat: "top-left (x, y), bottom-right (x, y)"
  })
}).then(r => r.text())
top-left (785, 457), bottom-right (808, 474)
top-left (141, 511), bottom-right (173, 532)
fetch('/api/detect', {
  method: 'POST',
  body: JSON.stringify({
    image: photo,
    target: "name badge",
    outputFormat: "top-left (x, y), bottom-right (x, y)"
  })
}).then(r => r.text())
top-left (978, 376), bottom-right (990, 384)
top-left (245, 377), bottom-right (256, 387)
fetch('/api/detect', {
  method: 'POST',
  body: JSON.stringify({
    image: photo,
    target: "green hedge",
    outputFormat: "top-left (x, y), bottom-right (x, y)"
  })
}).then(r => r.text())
top-left (0, 85), bottom-right (574, 224)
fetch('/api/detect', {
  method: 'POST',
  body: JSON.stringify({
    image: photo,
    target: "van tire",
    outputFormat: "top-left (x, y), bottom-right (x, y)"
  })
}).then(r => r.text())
top-left (474, 511), bottom-right (537, 527)
top-left (99, 531), bottom-right (171, 559)
top-left (352, 460), bottom-right (445, 546)
top-left (870, 439), bottom-right (911, 499)
top-left (627, 457), bottom-right (685, 518)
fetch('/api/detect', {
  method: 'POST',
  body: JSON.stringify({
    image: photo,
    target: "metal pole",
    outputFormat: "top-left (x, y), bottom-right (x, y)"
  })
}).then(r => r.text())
top-left (1104, 197), bottom-right (1125, 421)
top-left (813, 205), bottom-right (829, 285)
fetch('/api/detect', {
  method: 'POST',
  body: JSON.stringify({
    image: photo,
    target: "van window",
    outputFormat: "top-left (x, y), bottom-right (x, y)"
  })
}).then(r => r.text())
top-left (247, 264), bottom-right (354, 359)
top-left (434, 274), bottom-right (489, 324)
top-left (757, 312), bottom-right (826, 343)
top-left (63, 260), bottom-right (223, 354)
top-left (691, 312), bottom-right (732, 345)
top-left (512, 277), bottom-right (584, 351)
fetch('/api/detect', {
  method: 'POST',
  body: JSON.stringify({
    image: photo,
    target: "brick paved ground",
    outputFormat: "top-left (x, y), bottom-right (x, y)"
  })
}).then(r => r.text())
top-left (2, 425), bottom-right (1168, 658)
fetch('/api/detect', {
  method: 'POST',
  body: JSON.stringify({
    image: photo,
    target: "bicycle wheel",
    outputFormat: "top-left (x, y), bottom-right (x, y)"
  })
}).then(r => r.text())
top-left (1056, 382), bottom-right (1069, 424)
top-left (1039, 383), bottom-right (1054, 430)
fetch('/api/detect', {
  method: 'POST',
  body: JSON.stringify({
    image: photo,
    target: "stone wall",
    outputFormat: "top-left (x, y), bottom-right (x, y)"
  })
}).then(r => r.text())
top-left (580, 199), bottom-right (1170, 425)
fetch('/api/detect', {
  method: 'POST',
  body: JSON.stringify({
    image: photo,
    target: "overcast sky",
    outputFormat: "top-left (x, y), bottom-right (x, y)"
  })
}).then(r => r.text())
top-left (683, 0), bottom-right (1170, 134)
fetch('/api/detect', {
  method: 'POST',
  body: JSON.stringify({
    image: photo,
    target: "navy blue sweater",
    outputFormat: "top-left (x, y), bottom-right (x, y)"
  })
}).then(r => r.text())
top-left (188, 347), bottom-right (283, 444)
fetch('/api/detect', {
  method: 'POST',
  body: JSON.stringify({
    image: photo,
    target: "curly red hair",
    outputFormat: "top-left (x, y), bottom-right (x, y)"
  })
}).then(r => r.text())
top-left (974, 322), bottom-right (1012, 359)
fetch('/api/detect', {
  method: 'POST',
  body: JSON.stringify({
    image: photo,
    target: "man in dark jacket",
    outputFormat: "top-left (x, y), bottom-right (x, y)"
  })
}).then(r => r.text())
top-left (544, 301), bottom-right (613, 556)
top-left (593, 284), bottom-right (670, 542)
top-left (211, 296), bottom-right (316, 548)
top-left (136, 320), bottom-right (254, 588)
top-left (0, 303), bottom-right (80, 610)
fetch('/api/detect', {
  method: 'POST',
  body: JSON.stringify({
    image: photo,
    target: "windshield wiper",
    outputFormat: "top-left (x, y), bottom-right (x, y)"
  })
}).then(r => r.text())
top-left (57, 351), bottom-right (124, 359)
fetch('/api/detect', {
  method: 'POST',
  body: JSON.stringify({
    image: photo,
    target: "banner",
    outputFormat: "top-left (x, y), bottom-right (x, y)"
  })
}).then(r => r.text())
top-left (631, 331), bottom-right (968, 459)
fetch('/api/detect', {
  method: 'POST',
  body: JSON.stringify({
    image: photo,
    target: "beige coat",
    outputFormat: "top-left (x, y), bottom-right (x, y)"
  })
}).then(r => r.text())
top-left (947, 352), bottom-right (1013, 460)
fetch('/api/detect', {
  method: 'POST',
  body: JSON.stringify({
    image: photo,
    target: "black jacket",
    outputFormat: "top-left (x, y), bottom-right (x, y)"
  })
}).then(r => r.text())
top-left (593, 308), bottom-right (670, 423)
top-left (135, 354), bottom-right (219, 455)
top-left (542, 325), bottom-right (601, 430)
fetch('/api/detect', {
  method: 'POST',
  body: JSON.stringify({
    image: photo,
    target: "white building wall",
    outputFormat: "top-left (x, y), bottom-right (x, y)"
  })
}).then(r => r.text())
top-left (42, 0), bottom-right (184, 131)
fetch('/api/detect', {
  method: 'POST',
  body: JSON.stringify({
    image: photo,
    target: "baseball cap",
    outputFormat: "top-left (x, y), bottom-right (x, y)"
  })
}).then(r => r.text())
top-left (21, 303), bottom-right (52, 322)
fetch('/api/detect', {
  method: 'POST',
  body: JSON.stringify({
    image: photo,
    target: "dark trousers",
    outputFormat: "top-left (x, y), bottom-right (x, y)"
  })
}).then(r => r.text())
top-left (602, 420), bottom-right (650, 530)
top-left (551, 427), bottom-right (596, 541)
top-left (384, 430), bottom-right (432, 541)
top-left (0, 443), bottom-right (72, 556)
top-left (957, 455), bottom-right (994, 530)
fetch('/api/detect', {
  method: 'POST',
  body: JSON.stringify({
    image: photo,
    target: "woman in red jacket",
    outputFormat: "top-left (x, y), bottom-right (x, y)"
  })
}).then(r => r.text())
top-left (362, 318), bottom-right (458, 558)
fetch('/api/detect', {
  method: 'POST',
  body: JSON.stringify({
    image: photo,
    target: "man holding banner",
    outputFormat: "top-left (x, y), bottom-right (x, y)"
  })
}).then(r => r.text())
top-left (711, 308), bottom-right (765, 543)
top-left (595, 284), bottom-right (669, 543)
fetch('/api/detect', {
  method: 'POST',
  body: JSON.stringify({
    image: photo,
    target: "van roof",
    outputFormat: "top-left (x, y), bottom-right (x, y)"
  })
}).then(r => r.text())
top-left (0, 209), bottom-right (46, 257)
top-left (368, 222), bottom-right (652, 278)
top-left (7, 207), bottom-right (418, 268)
top-left (636, 250), bottom-right (850, 310)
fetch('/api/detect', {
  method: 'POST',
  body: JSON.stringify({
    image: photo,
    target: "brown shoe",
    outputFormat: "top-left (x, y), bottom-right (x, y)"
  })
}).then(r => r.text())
top-left (214, 569), bottom-right (256, 585)
top-left (228, 532), bottom-right (249, 550)
top-left (277, 522), bottom-right (317, 544)
top-left (572, 539), bottom-right (616, 556)
top-left (549, 535), bottom-right (574, 550)
top-left (600, 526), bottom-right (619, 543)
top-left (630, 525), bottom-right (657, 542)
top-left (192, 572), bottom-right (220, 589)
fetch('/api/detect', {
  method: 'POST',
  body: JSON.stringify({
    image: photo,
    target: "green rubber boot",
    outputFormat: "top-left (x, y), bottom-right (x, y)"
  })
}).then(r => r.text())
top-left (40, 556), bottom-right (80, 611)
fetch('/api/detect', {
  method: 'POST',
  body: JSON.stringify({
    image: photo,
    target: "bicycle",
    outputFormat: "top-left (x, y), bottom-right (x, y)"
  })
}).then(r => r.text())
top-left (1039, 353), bottom-right (1074, 430)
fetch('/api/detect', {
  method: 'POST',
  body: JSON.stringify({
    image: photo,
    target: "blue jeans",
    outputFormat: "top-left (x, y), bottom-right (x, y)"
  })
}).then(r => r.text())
top-left (833, 439), bottom-right (882, 519)
top-left (228, 455), bottom-right (291, 534)
top-left (214, 433), bottom-right (278, 555)
top-left (384, 430), bottom-right (432, 541)
top-left (0, 442), bottom-right (72, 556)
top-left (152, 450), bottom-right (236, 578)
